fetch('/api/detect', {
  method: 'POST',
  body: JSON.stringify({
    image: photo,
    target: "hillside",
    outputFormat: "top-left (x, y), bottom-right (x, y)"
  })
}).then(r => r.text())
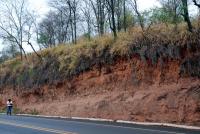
top-left (0, 25), bottom-right (200, 126)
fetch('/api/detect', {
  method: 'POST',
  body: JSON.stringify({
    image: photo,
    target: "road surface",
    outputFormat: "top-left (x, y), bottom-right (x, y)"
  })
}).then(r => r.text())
top-left (0, 115), bottom-right (199, 134)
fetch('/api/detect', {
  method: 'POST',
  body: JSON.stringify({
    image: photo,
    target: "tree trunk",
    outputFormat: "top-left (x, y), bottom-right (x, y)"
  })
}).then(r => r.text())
top-left (123, 0), bottom-right (126, 32)
top-left (73, 10), bottom-right (77, 44)
top-left (99, 0), bottom-right (105, 35)
top-left (181, 0), bottom-right (193, 32)
top-left (117, 0), bottom-right (121, 31)
top-left (111, 0), bottom-right (117, 38)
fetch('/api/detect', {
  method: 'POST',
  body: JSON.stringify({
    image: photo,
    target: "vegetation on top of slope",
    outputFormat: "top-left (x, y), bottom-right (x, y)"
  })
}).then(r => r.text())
top-left (0, 24), bottom-right (200, 90)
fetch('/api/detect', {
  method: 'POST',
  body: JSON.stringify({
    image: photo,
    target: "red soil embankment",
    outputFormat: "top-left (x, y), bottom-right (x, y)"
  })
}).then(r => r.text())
top-left (1, 57), bottom-right (200, 126)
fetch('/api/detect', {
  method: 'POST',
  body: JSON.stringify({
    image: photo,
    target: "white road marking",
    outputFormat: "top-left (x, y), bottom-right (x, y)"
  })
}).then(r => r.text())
top-left (0, 120), bottom-right (76, 134)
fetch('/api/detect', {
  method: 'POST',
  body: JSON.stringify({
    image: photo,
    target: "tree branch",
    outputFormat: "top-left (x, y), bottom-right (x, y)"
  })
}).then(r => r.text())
top-left (193, 0), bottom-right (200, 8)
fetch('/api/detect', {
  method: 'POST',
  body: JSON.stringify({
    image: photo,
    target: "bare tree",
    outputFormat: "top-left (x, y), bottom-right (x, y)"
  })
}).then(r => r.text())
top-left (89, 0), bottom-right (106, 36)
top-left (25, 13), bottom-right (42, 59)
top-left (49, 0), bottom-right (70, 44)
top-left (0, 0), bottom-right (39, 60)
top-left (49, 0), bottom-right (79, 44)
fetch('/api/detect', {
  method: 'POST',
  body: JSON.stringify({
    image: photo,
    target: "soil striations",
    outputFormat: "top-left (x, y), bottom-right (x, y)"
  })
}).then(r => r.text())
top-left (0, 57), bottom-right (200, 126)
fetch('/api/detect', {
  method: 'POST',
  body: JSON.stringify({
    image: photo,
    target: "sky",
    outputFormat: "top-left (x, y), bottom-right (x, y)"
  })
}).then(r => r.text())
top-left (29, 0), bottom-right (198, 18)
top-left (29, 0), bottom-right (161, 16)
top-left (29, 0), bottom-right (49, 17)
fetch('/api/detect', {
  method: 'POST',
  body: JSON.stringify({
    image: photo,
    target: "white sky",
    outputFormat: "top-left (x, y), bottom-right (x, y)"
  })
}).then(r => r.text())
top-left (29, 0), bottom-right (50, 18)
top-left (29, 0), bottom-right (161, 16)
top-left (29, 0), bottom-right (198, 16)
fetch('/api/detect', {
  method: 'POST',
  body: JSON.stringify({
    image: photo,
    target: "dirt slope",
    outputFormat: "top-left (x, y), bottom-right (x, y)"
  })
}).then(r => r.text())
top-left (1, 57), bottom-right (200, 126)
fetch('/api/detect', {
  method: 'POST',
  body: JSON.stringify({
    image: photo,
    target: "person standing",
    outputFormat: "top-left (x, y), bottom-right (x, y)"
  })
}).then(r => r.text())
top-left (7, 99), bottom-right (13, 115)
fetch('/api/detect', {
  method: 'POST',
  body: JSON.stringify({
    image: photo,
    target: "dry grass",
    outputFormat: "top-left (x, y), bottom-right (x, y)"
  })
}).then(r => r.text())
top-left (0, 23), bottom-right (200, 89)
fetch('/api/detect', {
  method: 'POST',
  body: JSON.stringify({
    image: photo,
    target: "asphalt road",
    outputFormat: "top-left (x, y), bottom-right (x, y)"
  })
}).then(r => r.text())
top-left (0, 115), bottom-right (200, 134)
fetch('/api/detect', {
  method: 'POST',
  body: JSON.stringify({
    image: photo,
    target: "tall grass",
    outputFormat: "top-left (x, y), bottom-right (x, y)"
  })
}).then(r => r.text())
top-left (0, 24), bottom-right (200, 89)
